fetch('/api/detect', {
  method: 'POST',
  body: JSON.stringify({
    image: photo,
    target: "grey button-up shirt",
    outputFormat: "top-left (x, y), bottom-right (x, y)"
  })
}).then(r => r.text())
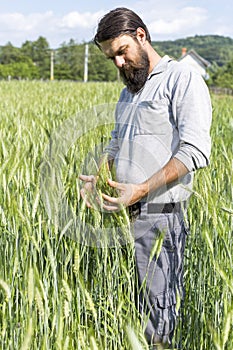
top-left (104, 55), bottom-right (212, 203)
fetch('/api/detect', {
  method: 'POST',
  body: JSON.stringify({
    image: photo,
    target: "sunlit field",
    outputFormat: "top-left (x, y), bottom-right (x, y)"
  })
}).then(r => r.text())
top-left (0, 80), bottom-right (232, 349)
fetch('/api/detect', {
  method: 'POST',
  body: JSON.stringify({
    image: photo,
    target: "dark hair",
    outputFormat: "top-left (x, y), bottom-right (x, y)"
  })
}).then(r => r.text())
top-left (94, 7), bottom-right (151, 47)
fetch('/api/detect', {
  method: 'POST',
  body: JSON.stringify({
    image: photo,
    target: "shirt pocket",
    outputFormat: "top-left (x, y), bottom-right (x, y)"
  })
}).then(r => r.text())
top-left (135, 99), bottom-right (172, 135)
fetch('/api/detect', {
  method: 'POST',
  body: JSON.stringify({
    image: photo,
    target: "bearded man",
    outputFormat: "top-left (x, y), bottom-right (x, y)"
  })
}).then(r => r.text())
top-left (80, 7), bottom-right (212, 349)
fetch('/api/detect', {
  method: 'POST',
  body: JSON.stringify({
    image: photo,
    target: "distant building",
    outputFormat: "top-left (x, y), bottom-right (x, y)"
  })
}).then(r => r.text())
top-left (178, 47), bottom-right (211, 79)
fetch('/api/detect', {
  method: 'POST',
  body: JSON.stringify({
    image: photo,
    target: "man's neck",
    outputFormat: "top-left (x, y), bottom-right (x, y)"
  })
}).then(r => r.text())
top-left (146, 42), bottom-right (162, 73)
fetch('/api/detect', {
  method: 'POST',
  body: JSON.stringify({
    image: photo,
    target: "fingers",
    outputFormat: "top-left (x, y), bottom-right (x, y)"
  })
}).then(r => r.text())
top-left (79, 174), bottom-right (97, 208)
top-left (102, 202), bottom-right (120, 212)
top-left (102, 193), bottom-right (119, 204)
top-left (101, 192), bottom-right (126, 212)
top-left (79, 174), bottom-right (95, 182)
top-left (80, 188), bottom-right (92, 208)
top-left (107, 178), bottom-right (122, 189)
top-left (79, 175), bottom-right (129, 211)
top-left (107, 178), bottom-right (117, 186)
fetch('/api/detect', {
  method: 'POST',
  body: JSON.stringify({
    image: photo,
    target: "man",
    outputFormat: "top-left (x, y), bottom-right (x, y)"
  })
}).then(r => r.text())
top-left (80, 7), bottom-right (212, 349)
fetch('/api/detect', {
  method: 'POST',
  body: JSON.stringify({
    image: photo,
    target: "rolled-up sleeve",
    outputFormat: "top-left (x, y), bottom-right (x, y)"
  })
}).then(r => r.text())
top-left (172, 69), bottom-right (212, 172)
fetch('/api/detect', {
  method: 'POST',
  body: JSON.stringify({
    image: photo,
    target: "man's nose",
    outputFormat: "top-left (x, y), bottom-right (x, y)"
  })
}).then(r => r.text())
top-left (114, 56), bottom-right (125, 68)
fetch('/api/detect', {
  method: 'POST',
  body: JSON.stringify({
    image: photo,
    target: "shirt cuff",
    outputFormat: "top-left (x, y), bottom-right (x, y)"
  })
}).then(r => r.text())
top-left (174, 143), bottom-right (209, 172)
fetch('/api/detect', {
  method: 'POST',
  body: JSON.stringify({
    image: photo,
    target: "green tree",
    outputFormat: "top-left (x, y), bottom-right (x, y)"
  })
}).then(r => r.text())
top-left (54, 62), bottom-right (72, 80)
top-left (152, 35), bottom-right (233, 66)
top-left (88, 44), bottom-right (118, 81)
top-left (213, 59), bottom-right (233, 88)
top-left (21, 40), bottom-right (36, 59)
top-left (0, 60), bottom-right (39, 79)
top-left (21, 37), bottom-right (50, 79)
top-left (0, 64), bottom-right (13, 78)
top-left (55, 40), bottom-right (85, 81)
top-left (0, 42), bottom-right (31, 64)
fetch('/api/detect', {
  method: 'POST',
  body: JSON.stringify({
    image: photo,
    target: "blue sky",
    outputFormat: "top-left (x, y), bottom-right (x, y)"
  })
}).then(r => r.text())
top-left (0, 0), bottom-right (232, 48)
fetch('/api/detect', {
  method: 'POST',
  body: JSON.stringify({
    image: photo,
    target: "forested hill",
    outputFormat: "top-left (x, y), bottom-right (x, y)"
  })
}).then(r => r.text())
top-left (152, 35), bottom-right (233, 66)
top-left (0, 34), bottom-right (232, 84)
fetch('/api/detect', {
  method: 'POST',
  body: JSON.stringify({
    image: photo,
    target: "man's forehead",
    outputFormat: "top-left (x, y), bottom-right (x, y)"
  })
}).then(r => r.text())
top-left (100, 34), bottom-right (134, 55)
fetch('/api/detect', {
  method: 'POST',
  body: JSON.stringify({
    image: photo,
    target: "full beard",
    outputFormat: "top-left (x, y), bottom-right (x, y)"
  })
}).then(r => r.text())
top-left (119, 49), bottom-right (150, 94)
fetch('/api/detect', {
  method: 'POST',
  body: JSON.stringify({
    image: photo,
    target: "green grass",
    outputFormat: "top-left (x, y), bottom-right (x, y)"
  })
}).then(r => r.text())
top-left (0, 81), bottom-right (232, 349)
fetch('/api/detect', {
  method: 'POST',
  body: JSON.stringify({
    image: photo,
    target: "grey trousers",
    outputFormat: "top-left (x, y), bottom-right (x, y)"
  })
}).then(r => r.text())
top-left (132, 203), bottom-right (188, 348)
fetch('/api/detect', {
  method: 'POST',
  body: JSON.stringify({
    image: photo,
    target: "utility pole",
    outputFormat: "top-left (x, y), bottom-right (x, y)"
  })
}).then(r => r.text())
top-left (84, 44), bottom-right (88, 82)
top-left (50, 50), bottom-right (54, 81)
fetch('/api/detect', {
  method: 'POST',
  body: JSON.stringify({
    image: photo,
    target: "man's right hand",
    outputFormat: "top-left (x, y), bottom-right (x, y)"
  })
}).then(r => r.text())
top-left (79, 174), bottom-right (98, 208)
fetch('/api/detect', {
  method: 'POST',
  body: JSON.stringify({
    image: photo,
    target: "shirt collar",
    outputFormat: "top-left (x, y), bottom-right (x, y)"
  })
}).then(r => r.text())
top-left (148, 55), bottom-right (173, 79)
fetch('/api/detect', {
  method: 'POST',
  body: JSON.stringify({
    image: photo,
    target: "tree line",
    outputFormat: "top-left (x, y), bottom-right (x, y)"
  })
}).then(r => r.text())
top-left (0, 37), bottom-right (118, 82)
top-left (0, 35), bottom-right (232, 88)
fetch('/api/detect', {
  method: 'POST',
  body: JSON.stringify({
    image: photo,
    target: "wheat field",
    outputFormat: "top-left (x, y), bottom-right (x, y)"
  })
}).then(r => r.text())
top-left (0, 81), bottom-right (232, 349)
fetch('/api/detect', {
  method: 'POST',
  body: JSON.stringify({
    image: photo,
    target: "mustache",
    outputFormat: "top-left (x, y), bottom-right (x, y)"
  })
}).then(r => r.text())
top-left (119, 61), bottom-right (145, 74)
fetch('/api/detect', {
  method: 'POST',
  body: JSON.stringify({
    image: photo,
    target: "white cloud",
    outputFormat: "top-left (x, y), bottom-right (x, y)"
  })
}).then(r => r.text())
top-left (0, 3), bottom-right (232, 47)
top-left (0, 10), bottom-right (104, 47)
top-left (139, 4), bottom-right (208, 39)
top-left (0, 11), bottom-right (54, 32)
top-left (60, 11), bottom-right (104, 29)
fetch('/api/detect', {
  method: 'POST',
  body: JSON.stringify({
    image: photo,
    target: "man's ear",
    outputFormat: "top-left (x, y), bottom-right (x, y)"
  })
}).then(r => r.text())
top-left (136, 27), bottom-right (147, 45)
